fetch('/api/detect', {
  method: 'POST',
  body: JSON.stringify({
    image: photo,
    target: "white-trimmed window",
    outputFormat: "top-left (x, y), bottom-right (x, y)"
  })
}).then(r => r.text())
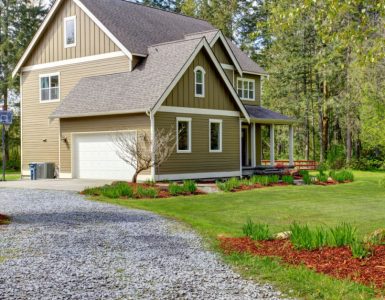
top-left (64, 16), bottom-right (76, 48)
top-left (237, 78), bottom-right (255, 101)
top-left (177, 117), bottom-right (192, 153)
top-left (194, 66), bottom-right (205, 97)
top-left (209, 119), bottom-right (222, 153)
top-left (39, 73), bottom-right (60, 102)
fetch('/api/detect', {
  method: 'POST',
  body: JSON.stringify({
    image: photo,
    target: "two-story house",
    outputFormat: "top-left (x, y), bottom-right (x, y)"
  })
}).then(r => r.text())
top-left (13, 0), bottom-right (296, 181)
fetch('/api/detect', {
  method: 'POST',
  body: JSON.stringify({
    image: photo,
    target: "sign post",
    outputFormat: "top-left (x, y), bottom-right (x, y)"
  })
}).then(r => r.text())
top-left (0, 110), bottom-right (13, 181)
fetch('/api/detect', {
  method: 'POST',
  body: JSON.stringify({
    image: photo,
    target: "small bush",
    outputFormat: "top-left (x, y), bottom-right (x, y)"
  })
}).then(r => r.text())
top-left (216, 177), bottom-right (241, 192)
top-left (299, 170), bottom-right (309, 177)
top-left (82, 187), bottom-right (102, 196)
top-left (113, 182), bottom-right (134, 197)
top-left (269, 175), bottom-right (279, 184)
top-left (183, 180), bottom-right (197, 193)
top-left (250, 175), bottom-right (270, 186)
top-left (145, 180), bottom-right (156, 187)
top-left (330, 223), bottom-right (357, 247)
top-left (282, 175), bottom-right (294, 185)
top-left (350, 241), bottom-right (371, 259)
top-left (316, 172), bottom-right (328, 183)
top-left (168, 183), bottom-right (186, 195)
top-left (290, 222), bottom-right (315, 250)
top-left (101, 186), bottom-right (121, 199)
top-left (303, 174), bottom-right (312, 185)
top-left (136, 186), bottom-right (158, 198)
top-left (242, 219), bottom-right (271, 241)
top-left (331, 170), bottom-right (354, 183)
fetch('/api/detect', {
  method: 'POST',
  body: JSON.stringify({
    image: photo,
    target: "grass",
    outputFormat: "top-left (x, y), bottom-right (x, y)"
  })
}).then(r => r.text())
top-left (3, 170), bottom-right (20, 181)
top-left (93, 171), bottom-right (385, 299)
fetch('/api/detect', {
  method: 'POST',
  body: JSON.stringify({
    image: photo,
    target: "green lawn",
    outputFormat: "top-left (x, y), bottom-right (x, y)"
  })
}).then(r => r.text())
top-left (4, 171), bottom-right (20, 181)
top-left (95, 171), bottom-right (385, 299)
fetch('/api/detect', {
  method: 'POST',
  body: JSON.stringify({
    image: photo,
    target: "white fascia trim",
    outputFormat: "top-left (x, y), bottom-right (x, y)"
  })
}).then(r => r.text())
top-left (158, 106), bottom-right (240, 117)
top-left (50, 108), bottom-right (148, 120)
top-left (221, 63), bottom-right (234, 70)
top-left (12, 0), bottom-right (64, 78)
top-left (73, 0), bottom-right (133, 60)
top-left (22, 51), bottom-right (125, 72)
top-left (152, 38), bottom-right (250, 122)
top-left (156, 170), bottom-right (241, 181)
top-left (210, 31), bottom-right (243, 76)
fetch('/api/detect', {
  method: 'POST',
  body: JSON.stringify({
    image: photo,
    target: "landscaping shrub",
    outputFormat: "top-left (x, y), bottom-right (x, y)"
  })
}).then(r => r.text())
top-left (113, 182), bottom-right (134, 197)
top-left (330, 223), bottom-right (357, 247)
top-left (183, 180), bottom-right (197, 193)
top-left (168, 183), bottom-right (186, 195)
top-left (282, 175), bottom-right (294, 185)
top-left (302, 174), bottom-right (312, 185)
top-left (290, 222), bottom-right (315, 250)
top-left (145, 180), bottom-right (156, 187)
top-left (250, 175), bottom-right (270, 186)
top-left (331, 170), bottom-right (354, 183)
top-left (350, 241), bottom-right (371, 259)
top-left (136, 186), bottom-right (158, 198)
top-left (242, 219), bottom-right (271, 241)
top-left (316, 172), bottom-right (328, 183)
top-left (299, 170), bottom-right (309, 177)
top-left (101, 186), bottom-right (121, 199)
top-left (216, 177), bottom-right (241, 192)
top-left (268, 175), bottom-right (279, 184)
top-left (82, 187), bottom-right (102, 196)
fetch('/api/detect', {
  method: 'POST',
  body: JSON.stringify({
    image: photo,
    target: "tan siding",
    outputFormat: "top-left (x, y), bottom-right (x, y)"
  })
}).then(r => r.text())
top-left (212, 40), bottom-right (232, 65)
top-left (60, 114), bottom-right (150, 174)
top-left (236, 74), bottom-right (262, 106)
top-left (164, 49), bottom-right (238, 111)
top-left (155, 112), bottom-right (240, 175)
top-left (21, 55), bottom-right (130, 172)
top-left (25, 0), bottom-right (120, 67)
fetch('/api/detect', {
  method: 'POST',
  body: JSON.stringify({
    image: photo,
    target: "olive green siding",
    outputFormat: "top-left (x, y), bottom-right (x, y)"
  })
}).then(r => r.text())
top-left (60, 114), bottom-right (150, 175)
top-left (25, 0), bottom-right (120, 67)
top-left (155, 112), bottom-right (240, 175)
top-left (236, 73), bottom-right (262, 106)
top-left (163, 49), bottom-right (238, 111)
top-left (224, 69), bottom-right (234, 85)
top-left (212, 39), bottom-right (232, 65)
top-left (21, 55), bottom-right (130, 173)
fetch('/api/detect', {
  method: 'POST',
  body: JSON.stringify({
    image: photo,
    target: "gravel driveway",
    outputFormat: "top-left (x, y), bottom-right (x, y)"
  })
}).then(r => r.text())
top-left (0, 189), bottom-right (284, 299)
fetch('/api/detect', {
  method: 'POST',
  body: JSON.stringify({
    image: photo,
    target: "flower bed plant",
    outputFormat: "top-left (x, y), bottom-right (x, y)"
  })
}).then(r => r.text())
top-left (216, 175), bottom-right (295, 192)
top-left (219, 221), bottom-right (385, 288)
top-left (82, 180), bottom-right (201, 199)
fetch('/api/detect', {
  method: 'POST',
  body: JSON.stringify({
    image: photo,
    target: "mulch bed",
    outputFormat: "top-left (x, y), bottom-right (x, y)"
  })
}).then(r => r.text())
top-left (0, 214), bottom-right (10, 225)
top-left (219, 236), bottom-right (385, 288)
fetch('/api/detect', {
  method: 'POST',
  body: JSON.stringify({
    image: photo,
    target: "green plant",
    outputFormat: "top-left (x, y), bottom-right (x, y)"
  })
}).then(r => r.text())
top-left (183, 180), bottom-right (197, 193)
top-left (299, 170), bottom-right (309, 177)
top-left (350, 241), bottom-right (371, 259)
top-left (216, 177), bottom-right (241, 192)
top-left (302, 174), bottom-right (312, 185)
top-left (101, 186), bottom-right (121, 199)
top-left (82, 187), bottom-right (102, 196)
top-left (136, 186), bottom-right (158, 198)
top-left (316, 172), bottom-right (328, 183)
top-left (329, 223), bottom-right (357, 247)
top-left (250, 176), bottom-right (270, 186)
top-left (145, 179), bottom-right (156, 187)
top-left (331, 170), bottom-right (354, 183)
top-left (290, 222), bottom-right (315, 250)
top-left (242, 219), bottom-right (271, 241)
top-left (282, 175), bottom-right (294, 185)
top-left (113, 182), bottom-right (134, 197)
top-left (168, 183), bottom-right (186, 195)
top-left (268, 175), bottom-right (279, 184)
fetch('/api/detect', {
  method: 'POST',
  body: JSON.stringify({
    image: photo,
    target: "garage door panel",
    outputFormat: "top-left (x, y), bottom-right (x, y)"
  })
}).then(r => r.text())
top-left (74, 132), bottom-right (136, 180)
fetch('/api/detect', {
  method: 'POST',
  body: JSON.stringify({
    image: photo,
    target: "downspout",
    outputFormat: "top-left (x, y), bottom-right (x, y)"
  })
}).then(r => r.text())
top-left (146, 109), bottom-right (156, 182)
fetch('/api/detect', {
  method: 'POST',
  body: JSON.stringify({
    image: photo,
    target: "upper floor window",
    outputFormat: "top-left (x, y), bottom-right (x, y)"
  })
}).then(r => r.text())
top-left (64, 16), bottom-right (76, 48)
top-left (237, 78), bottom-right (255, 101)
top-left (209, 119), bottom-right (222, 153)
top-left (40, 73), bottom-right (60, 102)
top-left (177, 117), bottom-right (192, 153)
top-left (194, 66), bottom-right (205, 98)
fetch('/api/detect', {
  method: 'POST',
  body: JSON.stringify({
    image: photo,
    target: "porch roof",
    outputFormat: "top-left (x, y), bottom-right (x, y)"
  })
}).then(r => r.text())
top-left (245, 105), bottom-right (297, 125)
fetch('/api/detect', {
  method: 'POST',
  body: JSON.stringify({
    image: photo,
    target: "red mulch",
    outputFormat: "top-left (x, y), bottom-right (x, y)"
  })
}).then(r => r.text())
top-left (0, 214), bottom-right (10, 225)
top-left (219, 237), bottom-right (385, 288)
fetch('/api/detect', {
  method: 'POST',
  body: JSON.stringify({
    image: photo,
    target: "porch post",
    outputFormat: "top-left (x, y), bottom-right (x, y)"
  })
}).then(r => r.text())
top-left (289, 125), bottom-right (294, 166)
top-left (269, 124), bottom-right (275, 166)
top-left (251, 123), bottom-right (256, 167)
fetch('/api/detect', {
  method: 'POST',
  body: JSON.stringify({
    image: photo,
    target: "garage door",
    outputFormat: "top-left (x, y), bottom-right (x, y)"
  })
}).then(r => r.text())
top-left (73, 132), bottom-right (136, 180)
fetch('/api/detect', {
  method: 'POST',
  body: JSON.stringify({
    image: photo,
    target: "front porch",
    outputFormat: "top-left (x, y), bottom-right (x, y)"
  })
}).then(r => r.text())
top-left (241, 105), bottom-right (297, 176)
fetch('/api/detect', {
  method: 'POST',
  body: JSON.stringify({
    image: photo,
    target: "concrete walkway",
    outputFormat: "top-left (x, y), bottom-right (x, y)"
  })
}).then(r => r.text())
top-left (0, 179), bottom-right (113, 192)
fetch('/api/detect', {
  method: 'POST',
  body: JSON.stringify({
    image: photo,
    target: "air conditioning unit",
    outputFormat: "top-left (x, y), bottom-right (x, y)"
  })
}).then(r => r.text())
top-left (35, 162), bottom-right (56, 179)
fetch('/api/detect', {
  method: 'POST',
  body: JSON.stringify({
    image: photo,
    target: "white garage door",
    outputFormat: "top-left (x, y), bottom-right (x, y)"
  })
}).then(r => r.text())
top-left (73, 132), bottom-right (136, 180)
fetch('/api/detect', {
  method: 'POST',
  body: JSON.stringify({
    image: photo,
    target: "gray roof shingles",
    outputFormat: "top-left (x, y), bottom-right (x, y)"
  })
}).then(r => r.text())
top-left (52, 38), bottom-right (202, 118)
top-left (245, 105), bottom-right (296, 123)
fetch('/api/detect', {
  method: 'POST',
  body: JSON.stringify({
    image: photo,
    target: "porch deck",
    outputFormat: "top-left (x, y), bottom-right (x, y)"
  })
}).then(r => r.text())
top-left (242, 160), bottom-right (318, 177)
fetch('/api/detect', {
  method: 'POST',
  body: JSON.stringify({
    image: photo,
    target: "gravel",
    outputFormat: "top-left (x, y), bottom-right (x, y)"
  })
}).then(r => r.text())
top-left (0, 189), bottom-right (286, 299)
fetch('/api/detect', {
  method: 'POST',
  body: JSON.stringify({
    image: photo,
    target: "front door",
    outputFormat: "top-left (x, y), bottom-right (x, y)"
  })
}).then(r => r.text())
top-left (241, 127), bottom-right (249, 167)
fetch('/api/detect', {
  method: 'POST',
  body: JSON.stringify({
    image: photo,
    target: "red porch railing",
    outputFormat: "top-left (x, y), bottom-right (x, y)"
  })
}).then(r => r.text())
top-left (261, 160), bottom-right (318, 170)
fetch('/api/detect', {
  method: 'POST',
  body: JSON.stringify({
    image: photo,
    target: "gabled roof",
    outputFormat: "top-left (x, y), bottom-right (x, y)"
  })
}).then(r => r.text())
top-left (51, 38), bottom-right (250, 121)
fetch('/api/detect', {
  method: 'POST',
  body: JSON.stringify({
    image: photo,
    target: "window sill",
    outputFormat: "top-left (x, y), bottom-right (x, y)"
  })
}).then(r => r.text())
top-left (64, 43), bottom-right (76, 48)
top-left (209, 150), bottom-right (223, 153)
top-left (194, 95), bottom-right (205, 98)
top-left (40, 99), bottom-right (60, 104)
top-left (177, 150), bottom-right (192, 154)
